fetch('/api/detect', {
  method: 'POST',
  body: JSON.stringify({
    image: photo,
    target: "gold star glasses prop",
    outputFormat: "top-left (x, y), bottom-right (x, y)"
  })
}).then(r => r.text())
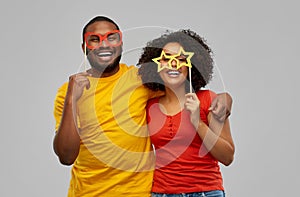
top-left (152, 47), bottom-right (194, 72)
top-left (152, 50), bottom-right (172, 72)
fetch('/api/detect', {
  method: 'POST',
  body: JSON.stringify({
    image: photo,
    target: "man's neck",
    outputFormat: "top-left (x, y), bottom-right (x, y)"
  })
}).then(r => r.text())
top-left (88, 65), bottom-right (120, 78)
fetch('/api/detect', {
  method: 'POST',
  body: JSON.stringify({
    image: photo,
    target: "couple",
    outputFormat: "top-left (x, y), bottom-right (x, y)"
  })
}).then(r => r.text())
top-left (53, 16), bottom-right (235, 197)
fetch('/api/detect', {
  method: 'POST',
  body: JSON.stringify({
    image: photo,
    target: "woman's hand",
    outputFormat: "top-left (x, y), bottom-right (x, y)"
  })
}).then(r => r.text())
top-left (185, 93), bottom-right (200, 129)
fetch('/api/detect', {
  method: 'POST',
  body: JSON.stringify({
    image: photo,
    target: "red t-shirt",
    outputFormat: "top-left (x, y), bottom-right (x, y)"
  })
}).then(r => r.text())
top-left (147, 90), bottom-right (224, 193)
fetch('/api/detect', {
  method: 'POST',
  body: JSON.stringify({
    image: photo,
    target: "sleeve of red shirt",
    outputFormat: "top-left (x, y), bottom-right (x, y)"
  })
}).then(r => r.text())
top-left (196, 89), bottom-right (217, 119)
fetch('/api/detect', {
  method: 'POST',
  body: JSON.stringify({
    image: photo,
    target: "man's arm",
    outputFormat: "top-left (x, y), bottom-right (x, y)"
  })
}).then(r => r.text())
top-left (53, 72), bottom-right (90, 165)
top-left (209, 92), bottom-right (232, 121)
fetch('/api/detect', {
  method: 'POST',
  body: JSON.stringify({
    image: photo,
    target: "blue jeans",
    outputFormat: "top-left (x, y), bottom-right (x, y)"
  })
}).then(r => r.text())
top-left (151, 190), bottom-right (225, 197)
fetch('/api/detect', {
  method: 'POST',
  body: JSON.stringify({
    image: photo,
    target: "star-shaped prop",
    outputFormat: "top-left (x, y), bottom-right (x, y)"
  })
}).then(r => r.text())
top-left (152, 47), bottom-right (194, 72)
top-left (176, 47), bottom-right (194, 69)
top-left (152, 51), bottom-right (173, 72)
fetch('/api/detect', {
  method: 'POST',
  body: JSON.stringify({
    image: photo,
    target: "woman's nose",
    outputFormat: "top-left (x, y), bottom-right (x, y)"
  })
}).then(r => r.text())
top-left (171, 59), bottom-right (178, 68)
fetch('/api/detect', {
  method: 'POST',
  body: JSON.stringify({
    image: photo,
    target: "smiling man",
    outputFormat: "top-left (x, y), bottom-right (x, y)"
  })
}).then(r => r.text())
top-left (52, 16), bottom-right (233, 197)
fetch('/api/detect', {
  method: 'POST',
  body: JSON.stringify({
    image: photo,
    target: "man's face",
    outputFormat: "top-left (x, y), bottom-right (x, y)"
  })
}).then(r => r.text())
top-left (84, 21), bottom-right (123, 73)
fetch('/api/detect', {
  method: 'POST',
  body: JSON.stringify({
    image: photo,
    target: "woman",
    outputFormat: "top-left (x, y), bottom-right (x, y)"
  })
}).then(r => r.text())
top-left (138, 29), bottom-right (235, 197)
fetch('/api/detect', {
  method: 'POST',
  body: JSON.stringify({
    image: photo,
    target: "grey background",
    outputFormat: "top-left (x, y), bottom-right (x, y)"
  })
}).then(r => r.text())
top-left (1, 0), bottom-right (299, 196)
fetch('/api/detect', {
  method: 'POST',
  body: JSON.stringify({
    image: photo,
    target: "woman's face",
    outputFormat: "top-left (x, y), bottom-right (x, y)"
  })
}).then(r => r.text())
top-left (159, 42), bottom-right (188, 90)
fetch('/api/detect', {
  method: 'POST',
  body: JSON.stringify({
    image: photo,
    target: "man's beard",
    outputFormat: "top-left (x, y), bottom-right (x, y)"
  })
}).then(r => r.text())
top-left (89, 54), bottom-right (122, 75)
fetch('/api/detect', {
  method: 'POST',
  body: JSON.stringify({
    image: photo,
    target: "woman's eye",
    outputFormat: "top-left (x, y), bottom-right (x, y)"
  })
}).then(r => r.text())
top-left (178, 58), bottom-right (187, 62)
top-left (160, 58), bottom-right (170, 62)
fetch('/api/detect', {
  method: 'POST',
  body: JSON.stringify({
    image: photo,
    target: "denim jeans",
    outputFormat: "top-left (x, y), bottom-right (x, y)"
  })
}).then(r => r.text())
top-left (151, 190), bottom-right (225, 197)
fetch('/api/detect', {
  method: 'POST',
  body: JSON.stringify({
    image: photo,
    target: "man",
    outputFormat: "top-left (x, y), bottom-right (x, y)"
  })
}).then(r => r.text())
top-left (53, 16), bottom-right (232, 197)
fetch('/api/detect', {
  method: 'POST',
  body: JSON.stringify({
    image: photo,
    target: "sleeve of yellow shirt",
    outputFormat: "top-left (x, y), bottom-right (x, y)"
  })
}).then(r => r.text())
top-left (149, 89), bottom-right (165, 99)
top-left (53, 82), bottom-right (68, 131)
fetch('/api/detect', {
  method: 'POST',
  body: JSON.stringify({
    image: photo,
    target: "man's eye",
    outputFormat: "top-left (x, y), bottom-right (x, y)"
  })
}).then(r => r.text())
top-left (89, 36), bottom-right (100, 42)
top-left (107, 34), bottom-right (118, 41)
top-left (107, 36), bottom-right (116, 41)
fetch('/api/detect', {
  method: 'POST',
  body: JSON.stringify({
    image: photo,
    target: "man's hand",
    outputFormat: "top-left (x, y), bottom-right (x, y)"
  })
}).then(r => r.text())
top-left (67, 72), bottom-right (91, 102)
top-left (209, 92), bottom-right (232, 122)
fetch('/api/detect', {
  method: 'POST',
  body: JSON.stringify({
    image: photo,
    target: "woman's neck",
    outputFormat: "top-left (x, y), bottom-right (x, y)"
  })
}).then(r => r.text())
top-left (159, 86), bottom-right (186, 115)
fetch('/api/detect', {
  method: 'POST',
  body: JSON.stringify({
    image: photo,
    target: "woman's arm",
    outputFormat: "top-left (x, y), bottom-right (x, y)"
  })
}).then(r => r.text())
top-left (196, 113), bottom-right (235, 166)
top-left (185, 92), bottom-right (235, 166)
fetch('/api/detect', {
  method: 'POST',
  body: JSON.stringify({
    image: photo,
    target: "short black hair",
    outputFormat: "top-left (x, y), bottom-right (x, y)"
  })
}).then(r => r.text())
top-left (82, 16), bottom-right (120, 43)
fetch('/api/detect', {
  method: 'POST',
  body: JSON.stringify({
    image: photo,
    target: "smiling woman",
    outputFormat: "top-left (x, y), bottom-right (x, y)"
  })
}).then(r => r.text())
top-left (137, 29), bottom-right (235, 197)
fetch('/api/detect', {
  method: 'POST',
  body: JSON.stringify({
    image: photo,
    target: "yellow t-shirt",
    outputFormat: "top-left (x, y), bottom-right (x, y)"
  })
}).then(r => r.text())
top-left (53, 64), bottom-right (159, 197)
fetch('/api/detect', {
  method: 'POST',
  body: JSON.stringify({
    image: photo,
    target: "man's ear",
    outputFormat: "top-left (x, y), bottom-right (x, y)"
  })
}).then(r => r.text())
top-left (81, 43), bottom-right (85, 53)
top-left (82, 43), bottom-right (89, 55)
top-left (121, 42), bottom-right (123, 52)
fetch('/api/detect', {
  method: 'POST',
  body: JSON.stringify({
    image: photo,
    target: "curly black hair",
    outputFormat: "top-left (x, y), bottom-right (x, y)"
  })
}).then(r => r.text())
top-left (137, 29), bottom-right (214, 93)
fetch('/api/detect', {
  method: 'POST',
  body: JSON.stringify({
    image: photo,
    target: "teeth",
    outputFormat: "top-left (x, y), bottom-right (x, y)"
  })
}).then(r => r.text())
top-left (167, 70), bottom-right (180, 75)
top-left (98, 52), bottom-right (112, 57)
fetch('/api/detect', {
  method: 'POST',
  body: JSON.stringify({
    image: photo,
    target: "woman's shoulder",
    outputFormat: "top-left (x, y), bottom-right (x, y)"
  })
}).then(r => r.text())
top-left (196, 89), bottom-right (217, 99)
top-left (196, 89), bottom-right (217, 110)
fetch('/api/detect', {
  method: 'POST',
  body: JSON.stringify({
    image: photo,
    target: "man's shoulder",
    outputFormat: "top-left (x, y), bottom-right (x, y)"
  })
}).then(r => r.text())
top-left (120, 63), bottom-right (138, 71)
top-left (119, 63), bottom-right (140, 81)
top-left (54, 82), bottom-right (68, 100)
top-left (57, 82), bottom-right (68, 93)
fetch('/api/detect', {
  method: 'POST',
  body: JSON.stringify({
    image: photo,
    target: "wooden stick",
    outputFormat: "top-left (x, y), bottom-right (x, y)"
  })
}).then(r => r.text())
top-left (189, 66), bottom-right (192, 93)
top-left (84, 42), bottom-right (87, 71)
